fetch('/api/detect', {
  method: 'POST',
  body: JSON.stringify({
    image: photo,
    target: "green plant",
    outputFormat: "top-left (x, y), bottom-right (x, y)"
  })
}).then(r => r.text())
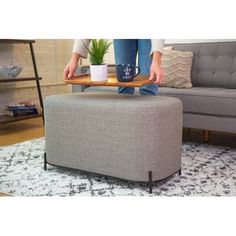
top-left (89, 39), bottom-right (112, 65)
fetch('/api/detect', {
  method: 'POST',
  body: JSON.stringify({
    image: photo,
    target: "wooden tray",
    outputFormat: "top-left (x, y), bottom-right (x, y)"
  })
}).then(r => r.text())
top-left (64, 73), bottom-right (152, 87)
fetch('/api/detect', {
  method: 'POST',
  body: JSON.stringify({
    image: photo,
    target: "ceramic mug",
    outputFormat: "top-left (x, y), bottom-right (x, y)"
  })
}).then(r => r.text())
top-left (116, 64), bottom-right (140, 82)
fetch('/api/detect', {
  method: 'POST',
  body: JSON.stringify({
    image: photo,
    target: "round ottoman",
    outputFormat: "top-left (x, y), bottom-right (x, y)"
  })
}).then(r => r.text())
top-left (44, 92), bottom-right (183, 193)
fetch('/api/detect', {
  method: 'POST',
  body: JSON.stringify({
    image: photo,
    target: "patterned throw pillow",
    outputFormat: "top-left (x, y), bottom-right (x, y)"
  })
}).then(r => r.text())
top-left (160, 49), bottom-right (193, 88)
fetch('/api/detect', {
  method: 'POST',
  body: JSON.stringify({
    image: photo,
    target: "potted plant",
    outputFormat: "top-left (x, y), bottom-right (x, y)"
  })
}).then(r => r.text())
top-left (88, 39), bottom-right (112, 81)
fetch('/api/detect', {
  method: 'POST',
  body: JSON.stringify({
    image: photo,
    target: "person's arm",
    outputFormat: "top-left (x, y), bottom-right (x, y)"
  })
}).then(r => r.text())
top-left (73, 39), bottom-right (91, 58)
top-left (149, 39), bottom-right (165, 84)
top-left (63, 39), bottom-right (91, 78)
top-left (150, 39), bottom-right (164, 55)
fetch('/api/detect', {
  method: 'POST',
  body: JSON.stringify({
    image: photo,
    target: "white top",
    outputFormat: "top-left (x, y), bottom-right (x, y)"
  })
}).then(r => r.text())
top-left (73, 39), bottom-right (165, 58)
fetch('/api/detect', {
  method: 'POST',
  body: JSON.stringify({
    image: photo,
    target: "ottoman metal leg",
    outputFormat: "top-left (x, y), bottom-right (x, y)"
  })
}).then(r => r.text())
top-left (44, 152), bottom-right (47, 171)
top-left (179, 169), bottom-right (181, 176)
top-left (148, 171), bottom-right (153, 194)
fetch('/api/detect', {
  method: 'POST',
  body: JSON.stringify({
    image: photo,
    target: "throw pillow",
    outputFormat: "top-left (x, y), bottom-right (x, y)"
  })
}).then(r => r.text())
top-left (160, 49), bottom-right (193, 88)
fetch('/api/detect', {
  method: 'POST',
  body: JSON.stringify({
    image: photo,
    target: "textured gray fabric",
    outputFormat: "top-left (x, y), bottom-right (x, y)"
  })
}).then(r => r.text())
top-left (159, 87), bottom-right (236, 117)
top-left (44, 93), bottom-right (183, 182)
top-left (166, 42), bottom-right (236, 88)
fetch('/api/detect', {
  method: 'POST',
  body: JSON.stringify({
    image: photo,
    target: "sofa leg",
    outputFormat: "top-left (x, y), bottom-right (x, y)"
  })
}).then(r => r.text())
top-left (148, 171), bottom-right (153, 194)
top-left (203, 130), bottom-right (209, 143)
top-left (44, 152), bottom-right (47, 171)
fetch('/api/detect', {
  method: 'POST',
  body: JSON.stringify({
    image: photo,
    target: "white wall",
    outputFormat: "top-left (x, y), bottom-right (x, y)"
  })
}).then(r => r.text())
top-left (80, 39), bottom-right (236, 65)
top-left (165, 39), bottom-right (236, 44)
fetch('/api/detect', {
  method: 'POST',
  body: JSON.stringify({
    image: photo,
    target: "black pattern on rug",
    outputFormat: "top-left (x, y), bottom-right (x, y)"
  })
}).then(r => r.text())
top-left (0, 138), bottom-right (235, 196)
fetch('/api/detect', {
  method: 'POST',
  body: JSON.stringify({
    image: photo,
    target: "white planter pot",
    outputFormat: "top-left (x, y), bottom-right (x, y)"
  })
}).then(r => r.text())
top-left (90, 64), bottom-right (107, 82)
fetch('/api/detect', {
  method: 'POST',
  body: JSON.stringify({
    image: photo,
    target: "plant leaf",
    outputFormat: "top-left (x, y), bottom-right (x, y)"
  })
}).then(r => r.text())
top-left (89, 39), bottom-right (112, 65)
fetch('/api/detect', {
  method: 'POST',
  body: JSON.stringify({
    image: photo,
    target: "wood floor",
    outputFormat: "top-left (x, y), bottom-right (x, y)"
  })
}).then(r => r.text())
top-left (0, 117), bottom-right (44, 146)
top-left (0, 192), bottom-right (11, 196)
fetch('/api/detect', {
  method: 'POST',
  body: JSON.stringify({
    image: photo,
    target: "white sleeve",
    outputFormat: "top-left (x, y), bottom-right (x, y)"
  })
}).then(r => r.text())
top-left (150, 39), bottom-right (165, 55)
top-left (72, 39), bottom-right (91, 58)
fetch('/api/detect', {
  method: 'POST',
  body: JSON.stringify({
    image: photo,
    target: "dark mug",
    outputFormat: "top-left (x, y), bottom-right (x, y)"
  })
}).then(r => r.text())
top-left (116, 64), bottom-right (140, 82)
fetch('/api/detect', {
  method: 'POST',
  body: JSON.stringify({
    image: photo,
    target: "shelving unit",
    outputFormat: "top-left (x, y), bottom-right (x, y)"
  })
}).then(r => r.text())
top-left (0, 39), bottom-right (44, 124)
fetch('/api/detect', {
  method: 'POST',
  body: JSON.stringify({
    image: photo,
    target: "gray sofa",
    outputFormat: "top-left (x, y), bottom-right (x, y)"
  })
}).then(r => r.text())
top-left (160, 42), bottom-right (236, 136)
top-left (74, 42), bottom-right (236, 137)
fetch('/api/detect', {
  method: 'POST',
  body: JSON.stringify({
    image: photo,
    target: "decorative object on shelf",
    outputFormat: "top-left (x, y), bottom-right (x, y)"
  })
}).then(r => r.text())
top-left (0, 65), bottom-right (22, 79)
top-left (5, 102), bottom-right (38, 117)
top-left (88, 39), bottom-right (112, 82)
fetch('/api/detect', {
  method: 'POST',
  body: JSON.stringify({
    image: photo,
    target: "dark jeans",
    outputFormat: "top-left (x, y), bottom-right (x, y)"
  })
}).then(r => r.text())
top-left (113, 39), bottom-right (158, 95)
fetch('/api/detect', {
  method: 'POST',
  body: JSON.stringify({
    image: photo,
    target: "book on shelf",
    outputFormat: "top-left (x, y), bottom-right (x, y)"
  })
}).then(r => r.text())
top-left (7, 105), bottom-right (37, 111)
top-left (5, 101), bottom-right (39, 117)
top-left (5, 109), bottom-right (38, 117)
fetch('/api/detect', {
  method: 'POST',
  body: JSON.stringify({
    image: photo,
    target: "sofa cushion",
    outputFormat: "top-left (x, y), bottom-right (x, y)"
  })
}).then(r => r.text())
top-left (160, 49), bottom-right (193, 88)
top-left (165, 42), bottom-right (236, 88)
top-left (159, 87), bottom-right (236, 117)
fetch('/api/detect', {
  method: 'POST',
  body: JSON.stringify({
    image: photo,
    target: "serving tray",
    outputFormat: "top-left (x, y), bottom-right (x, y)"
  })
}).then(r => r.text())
top-left (64, 73), bottom-right (152, 87)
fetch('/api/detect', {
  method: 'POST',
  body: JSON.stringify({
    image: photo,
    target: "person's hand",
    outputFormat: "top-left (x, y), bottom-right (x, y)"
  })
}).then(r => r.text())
top-left (63, 61), bottom-right (78, 79)
top-left (149, 51), bottom-right (164, 84)
top-left (63, 53), bottom-right (80, 79)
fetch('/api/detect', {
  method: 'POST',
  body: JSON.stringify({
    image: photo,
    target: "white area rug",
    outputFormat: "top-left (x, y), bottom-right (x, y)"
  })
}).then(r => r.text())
top-left (0, 138), bottom-right (235, 196)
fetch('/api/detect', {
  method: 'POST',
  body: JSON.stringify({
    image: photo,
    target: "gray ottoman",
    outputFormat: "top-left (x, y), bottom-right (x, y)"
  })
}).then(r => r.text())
top-left (44, 93), bottom-right (183, 193)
